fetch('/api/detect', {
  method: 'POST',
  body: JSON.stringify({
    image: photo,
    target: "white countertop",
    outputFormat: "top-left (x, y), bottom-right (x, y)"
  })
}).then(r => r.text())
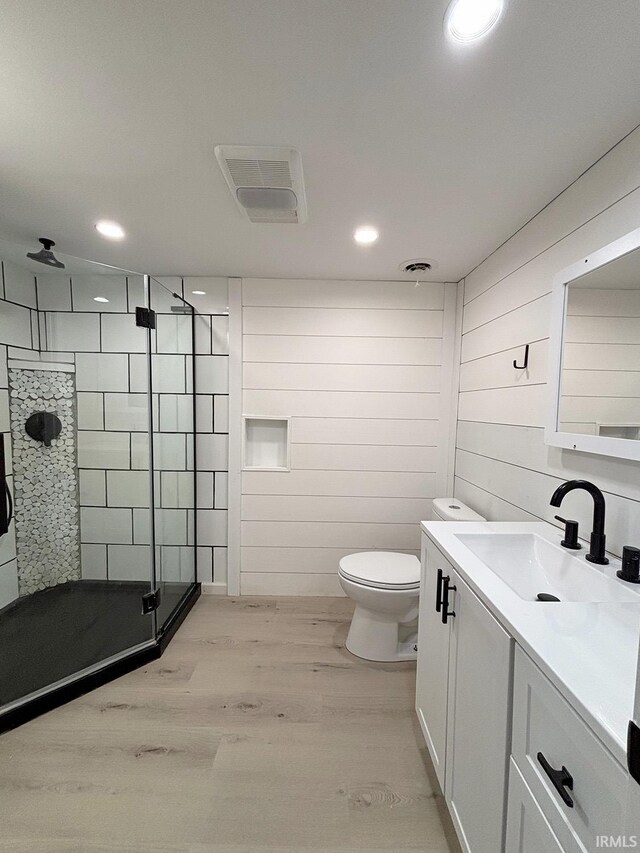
top-left (421, 520), bottom-right (640, 768)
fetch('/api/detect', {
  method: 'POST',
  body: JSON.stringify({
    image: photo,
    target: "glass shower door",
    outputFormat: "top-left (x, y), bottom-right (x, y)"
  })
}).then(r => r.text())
top-left (0, 243), bottom-right (157, 727)
top-left (147, 277), bottom-right (196, 635)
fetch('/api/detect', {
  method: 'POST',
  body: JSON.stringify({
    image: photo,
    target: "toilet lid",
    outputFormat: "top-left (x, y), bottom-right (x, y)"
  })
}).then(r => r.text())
top-left (339, 552), bottom-right (420, 590)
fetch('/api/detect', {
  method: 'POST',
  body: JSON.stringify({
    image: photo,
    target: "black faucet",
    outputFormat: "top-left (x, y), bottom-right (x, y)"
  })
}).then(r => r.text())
top-left (550, 480), bottom-right (608, 565)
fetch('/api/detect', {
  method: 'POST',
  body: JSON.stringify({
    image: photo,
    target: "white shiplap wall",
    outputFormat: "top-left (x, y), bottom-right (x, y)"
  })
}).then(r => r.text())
top-left (455, 125), bottom-right (640, 557)
top-left (239, 278), bottom-right (457, 595)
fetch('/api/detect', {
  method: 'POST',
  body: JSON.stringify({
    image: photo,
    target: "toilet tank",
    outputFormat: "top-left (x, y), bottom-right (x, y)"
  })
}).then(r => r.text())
top-left (432, 498), bottom-right (485, 522)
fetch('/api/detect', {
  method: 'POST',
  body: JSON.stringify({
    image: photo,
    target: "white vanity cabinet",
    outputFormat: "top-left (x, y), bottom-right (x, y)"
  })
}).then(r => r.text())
top-left (418, 523), bottom-right (640, 852)
top-left (416, 533), bottom-right (513, 853)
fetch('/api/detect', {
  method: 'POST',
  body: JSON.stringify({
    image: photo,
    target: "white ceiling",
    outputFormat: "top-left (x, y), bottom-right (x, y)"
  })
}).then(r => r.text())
top-left (0, 0), bottom-right (639, 281)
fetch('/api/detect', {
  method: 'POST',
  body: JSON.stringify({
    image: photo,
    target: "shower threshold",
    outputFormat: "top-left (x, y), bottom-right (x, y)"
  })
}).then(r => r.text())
top-left (0, 578), bottom-right (200, 733)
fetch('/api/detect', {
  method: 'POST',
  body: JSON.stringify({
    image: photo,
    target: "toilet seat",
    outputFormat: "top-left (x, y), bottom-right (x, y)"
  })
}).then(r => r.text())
top-left (338, 551), bottom-right (420, 590)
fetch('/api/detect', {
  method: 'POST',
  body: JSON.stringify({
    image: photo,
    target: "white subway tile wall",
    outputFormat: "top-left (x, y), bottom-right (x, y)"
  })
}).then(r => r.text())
top-left (45, 312), bottom-right (101, 352)
top-left (18, 272), bottom-right (231, 587)
top-left (70, 275), bottom-right (128, 313)
top-left (0, 300), bottom-right (34, 349)
top-left (79, 469), bottom-right (106, 507)
top-left (76, 353), bottom-right (129, 391)
top-left (76, 392), bottom-right (104, 430)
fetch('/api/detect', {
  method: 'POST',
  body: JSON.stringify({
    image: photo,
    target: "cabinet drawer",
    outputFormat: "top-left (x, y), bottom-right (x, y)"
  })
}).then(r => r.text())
top-left (512, 647), bottom-right (628, 852)
top-left (506, 759), bottom-right (564, 853)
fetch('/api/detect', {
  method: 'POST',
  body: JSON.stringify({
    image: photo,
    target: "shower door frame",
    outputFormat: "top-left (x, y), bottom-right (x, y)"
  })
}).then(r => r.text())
top-left (144, 274), bottom-right (200, 645)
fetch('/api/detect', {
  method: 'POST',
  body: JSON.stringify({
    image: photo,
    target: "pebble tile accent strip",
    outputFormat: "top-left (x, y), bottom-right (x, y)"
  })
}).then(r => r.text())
top-left (8, 368), bottom-right (81, 594)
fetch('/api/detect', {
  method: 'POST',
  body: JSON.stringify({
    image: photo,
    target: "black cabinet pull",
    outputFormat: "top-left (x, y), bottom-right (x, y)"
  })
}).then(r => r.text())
top-left (537, 752), bottom-right (574, 808)
top-left (436, 568), bottom-right (444, 612)
top-left (441, 576), bottom-right (456, 625)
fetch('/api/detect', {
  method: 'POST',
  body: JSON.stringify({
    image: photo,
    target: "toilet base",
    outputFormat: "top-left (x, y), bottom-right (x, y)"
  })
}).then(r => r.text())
top-left (345, 603), bottom-right (418, 662)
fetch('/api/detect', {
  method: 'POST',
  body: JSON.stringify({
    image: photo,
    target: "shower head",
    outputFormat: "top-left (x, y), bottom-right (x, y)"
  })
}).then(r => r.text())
top-left (26, 238), bottom-right (65, 269)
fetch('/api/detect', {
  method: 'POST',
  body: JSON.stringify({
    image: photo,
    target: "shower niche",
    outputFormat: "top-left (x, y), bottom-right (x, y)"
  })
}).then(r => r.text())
top-left (0, 241), bottom-right (199, 732)
top-left (243, 416), bottom-right (290, 471)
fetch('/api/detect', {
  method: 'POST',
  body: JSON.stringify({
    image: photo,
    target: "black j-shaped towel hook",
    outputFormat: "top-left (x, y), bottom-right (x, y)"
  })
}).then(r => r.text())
top-left (513, 344), bottom-right (530, 370)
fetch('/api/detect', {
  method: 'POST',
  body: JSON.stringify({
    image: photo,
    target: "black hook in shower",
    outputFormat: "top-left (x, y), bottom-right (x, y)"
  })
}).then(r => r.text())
top-left (513, 344), bottom-right (530, 370)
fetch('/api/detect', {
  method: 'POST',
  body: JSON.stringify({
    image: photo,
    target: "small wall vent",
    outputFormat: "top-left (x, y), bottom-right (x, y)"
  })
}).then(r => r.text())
top-left (214, 145), bottom-right (308, 224)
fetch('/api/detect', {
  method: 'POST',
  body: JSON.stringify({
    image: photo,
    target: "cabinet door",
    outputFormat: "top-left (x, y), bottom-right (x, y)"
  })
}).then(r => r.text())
top-left (506, 759), bottom-right (564, 853)
top-left (415, 534), bottom-right (452, 791)
top-left (625, 778), bottom-right (640, 839)
top-left (445, 570), bottom-right (513, 853)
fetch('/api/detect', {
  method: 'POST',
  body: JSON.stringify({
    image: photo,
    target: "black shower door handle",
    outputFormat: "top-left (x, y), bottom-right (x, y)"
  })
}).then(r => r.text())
top-left (0, 434), bottom-right (11, 536)
top-left (5, 482), bottom-right (13, 528)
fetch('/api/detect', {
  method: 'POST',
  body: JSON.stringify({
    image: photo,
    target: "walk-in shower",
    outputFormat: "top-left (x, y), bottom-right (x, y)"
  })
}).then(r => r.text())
top-left (0, 238), bottom-right (199, 730)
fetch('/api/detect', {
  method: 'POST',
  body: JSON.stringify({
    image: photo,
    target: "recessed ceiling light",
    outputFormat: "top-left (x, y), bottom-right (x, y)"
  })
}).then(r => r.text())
top-left (93, 296), bottom-right (109, 303)
top-left (95, 220), bottom-right (125, 240)
top-left (354, 226), bottom-right (379, 245)
top-left (191, 290), bottom-right (206, 295)
top-left (445, 0), bottom-right (504, 42)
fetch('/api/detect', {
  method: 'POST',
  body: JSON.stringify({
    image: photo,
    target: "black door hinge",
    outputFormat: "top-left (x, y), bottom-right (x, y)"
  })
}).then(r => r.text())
top-left (629, 720), bottom-right (640, 786)
top-left (142, 588), bottom-right (161, 614)
top-left (136, 307), bottom-right (156, 329)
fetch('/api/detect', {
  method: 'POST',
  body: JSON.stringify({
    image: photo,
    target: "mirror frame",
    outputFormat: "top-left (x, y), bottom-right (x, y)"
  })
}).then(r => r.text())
top-left (546, 226), bottom-right (640, 462)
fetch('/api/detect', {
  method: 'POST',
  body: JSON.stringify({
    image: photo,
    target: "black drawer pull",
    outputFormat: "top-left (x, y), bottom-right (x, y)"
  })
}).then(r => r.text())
top-left (436, 568), bottom-right (444, 612)
top-left (537, 751), bottom-right (574, 808)
top-left (441, 576), bottom-right (456, 625)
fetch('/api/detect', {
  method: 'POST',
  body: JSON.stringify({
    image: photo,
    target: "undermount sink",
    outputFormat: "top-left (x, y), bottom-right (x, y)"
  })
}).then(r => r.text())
top-left (454, 532), bottom-right (640, 603)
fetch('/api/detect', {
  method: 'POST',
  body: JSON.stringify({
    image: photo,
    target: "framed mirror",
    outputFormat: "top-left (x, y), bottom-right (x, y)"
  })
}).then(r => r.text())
top-left (547, 226), bottom-right (640, 462)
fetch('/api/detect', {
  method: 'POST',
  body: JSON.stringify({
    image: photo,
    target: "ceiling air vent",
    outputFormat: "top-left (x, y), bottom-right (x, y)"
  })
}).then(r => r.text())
top-left (214, 145), bottom-right (308, 224)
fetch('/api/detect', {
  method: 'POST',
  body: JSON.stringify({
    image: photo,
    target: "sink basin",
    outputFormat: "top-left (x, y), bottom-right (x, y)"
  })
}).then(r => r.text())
top-left (454, 533), bottom-right (640, 603)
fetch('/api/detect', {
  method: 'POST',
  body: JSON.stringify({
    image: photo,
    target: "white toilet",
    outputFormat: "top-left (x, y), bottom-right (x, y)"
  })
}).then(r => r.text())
top-left (432, 497), bottom-right (485, 524)
top-left (338, 498), bottom-right (485, 662)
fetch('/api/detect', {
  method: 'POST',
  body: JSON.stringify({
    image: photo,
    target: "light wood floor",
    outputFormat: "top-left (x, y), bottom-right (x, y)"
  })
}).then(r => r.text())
top-left (0, 596), bottom-right (461, 852)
